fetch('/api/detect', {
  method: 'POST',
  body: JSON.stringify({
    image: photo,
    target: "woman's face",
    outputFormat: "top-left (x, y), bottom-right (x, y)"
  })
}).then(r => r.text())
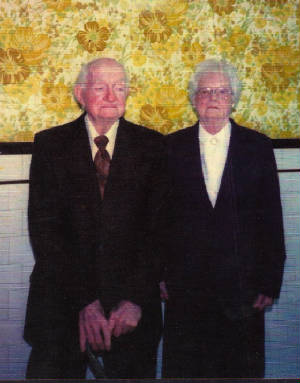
top-left (194, 72), bottom-right (233, 128)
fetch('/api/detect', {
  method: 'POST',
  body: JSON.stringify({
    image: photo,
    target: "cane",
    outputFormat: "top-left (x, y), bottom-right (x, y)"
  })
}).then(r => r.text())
top-left (86, 342), bottom-right (107, 378)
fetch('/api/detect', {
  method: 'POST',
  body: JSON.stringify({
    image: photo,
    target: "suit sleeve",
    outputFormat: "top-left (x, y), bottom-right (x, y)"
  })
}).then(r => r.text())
top-left (153, 134), bottom-right (173, 284)
top-left (28, 134), bottom-right (98, 314)
top-left (256, 137), bottom-right (286, 298)
top-left (114, 134), bottom-right (169, 309)
top-left (138, 135), bottom-right (170, 299)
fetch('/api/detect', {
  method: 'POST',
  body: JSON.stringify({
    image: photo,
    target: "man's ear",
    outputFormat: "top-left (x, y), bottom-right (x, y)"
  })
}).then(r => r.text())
top-left (74, 85), bottom-right (84, 107)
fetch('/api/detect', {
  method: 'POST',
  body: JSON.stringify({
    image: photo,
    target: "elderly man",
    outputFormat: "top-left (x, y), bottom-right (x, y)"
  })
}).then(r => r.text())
top-left (24, 58), bottom-right (165, 378)
top-left (161, 59), bottom-right (285, 378)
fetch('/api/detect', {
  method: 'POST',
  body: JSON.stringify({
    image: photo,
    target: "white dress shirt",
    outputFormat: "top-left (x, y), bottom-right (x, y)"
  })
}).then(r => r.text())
top-left (199, 122), bottom-right (231, 207)
top-left (85, 114), bottom-right (118, 160)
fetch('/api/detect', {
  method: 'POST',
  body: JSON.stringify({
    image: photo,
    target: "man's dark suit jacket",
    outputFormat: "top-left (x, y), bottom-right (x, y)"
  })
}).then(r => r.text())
top-left (164, 118), bottom-right (285, 319)
top-left (24, 114), bottom-right (165, 346)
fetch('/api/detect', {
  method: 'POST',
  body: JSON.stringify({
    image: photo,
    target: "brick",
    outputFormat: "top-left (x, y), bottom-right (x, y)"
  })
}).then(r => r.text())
top-left (0, 156), bottom-right (25, 182)
top-left (281, 194), bottom-right (300, 216)
top-left (0, 211), bottom-right (23, 236)
top-left (9, 308), bottom-right (25, 321)
top-left (0, 308), bottom-right (9, 320)
top-left (8, 184), bottom-right (29, 211)
top-left (9, 235), bottom-right (34, 265)
top-left (274, 149), bottom-right (300, 171)
top-left (21, 266), bottom-right (32, 284)
top-left (9, 343), bottom-right (31, 361)
top-left (279, 173), bottom-right (300, 193)
top-left (21, 155), bottom-right (31, 180)
top-left (283, 215), bottom-right (300, 236)
top-left (0, 322), bottom-right (24, 345)
top-left (9, 288), bottom-right (29, 309)
top-left (0, 265), bottom-right (22, 284)
top-left (0, 289), bottom-right (9, 307)
top-left (0, 345), bottom-right (9, 360)
top-left (0, 190), bottom-right (10, 211)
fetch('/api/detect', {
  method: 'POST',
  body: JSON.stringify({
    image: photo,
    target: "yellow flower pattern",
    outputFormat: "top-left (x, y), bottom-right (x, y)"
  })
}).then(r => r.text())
top-left (158, 0), bottom-right (188, 27)
top-left (0, 48), bottom-right (30, 84)
top-left (10, 27), bottom-right (51, 65)
top-left (151, 36), bottom-right (180, 60)
top-left (181, 42), bottom-right (206, 68)
top-left (140, 105), bottom-right (173, 134)
top-left (0, 0), bottom-right (298, 141)
top-left (77, 21), bottom-right (110, 53)
top-left (42, 82), bottom-right (73, 112)
top-left (139, 11), bottom-right (172, 43)
top-left (229, 27), bottom-right (251, 54)
top-left (208, 0), bottom-right (236, 16)
top-left (43, 0), bottom-right (71, 11)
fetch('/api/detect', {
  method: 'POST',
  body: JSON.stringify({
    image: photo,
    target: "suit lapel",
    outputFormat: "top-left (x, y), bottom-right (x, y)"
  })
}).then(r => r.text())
top-left (214, 119), bottom-right (244, 210)
top-left (66, 114), bottom-right (102, 226)
top-left (178, 123), bottom-right (212, 209)
top-left (103, 118), bottom-right (137, 199)
top-left (189, 122), bottom-right (216, 209)
top-left (100, 118), bottom-right (139, 225)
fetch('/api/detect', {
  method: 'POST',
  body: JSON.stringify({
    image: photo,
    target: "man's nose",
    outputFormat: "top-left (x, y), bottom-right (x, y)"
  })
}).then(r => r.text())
top-left (104, 87), bottom-right (116, 102)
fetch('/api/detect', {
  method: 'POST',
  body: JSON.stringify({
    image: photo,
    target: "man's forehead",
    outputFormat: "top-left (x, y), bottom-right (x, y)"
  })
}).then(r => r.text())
top-left (89, 64), bottom-right (125, 78)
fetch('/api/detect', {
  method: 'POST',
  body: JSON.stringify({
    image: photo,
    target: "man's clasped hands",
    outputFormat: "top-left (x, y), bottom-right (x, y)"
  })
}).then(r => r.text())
top-left (79, 299), bottom-right (142, 352)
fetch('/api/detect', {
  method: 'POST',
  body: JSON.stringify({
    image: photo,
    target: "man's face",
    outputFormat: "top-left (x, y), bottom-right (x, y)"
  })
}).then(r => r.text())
top-left (76, 62), bottom-right (128, 126)
top-left (194, 72), bottom-right (233, 126)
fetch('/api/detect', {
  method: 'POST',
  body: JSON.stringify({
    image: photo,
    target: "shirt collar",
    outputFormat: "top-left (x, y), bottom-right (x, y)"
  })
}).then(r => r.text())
top-left (85, 115), bottom-right (119, 158)
top-left (198, 121), bottom-right (231, 144)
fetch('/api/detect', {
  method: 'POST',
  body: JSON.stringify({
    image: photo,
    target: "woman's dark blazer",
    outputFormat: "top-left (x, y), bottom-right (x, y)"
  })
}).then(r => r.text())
top-left (164, 118), bottom-right (286, 319)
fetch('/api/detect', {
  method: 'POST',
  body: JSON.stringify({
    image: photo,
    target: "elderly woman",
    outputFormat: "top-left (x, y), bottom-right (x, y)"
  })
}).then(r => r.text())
top-left (161, 59), bottom-right (285, 378)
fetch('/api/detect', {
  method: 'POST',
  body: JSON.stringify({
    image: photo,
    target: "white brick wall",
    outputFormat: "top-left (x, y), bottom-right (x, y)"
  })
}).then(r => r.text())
top-left (265, 149), bottom-right (300, 378)
top-left (0, 150), bottom-right (299, 379)
top-left (0, 155), bottom-right (33, 379)
top-left (0, 183), bottom-right (33, 378)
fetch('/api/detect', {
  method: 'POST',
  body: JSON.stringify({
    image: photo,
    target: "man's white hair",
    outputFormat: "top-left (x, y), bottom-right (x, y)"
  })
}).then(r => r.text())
top-left (73, 58), bottom-right (130, 105)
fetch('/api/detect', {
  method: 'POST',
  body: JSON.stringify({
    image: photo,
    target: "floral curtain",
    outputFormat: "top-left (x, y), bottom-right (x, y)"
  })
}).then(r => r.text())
top-left (0, 0), bottom-right (299, 141)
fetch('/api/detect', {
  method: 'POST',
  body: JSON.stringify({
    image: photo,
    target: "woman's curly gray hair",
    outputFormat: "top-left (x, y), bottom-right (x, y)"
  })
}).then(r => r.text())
top-left (189, 59), bottom-right (242, 108)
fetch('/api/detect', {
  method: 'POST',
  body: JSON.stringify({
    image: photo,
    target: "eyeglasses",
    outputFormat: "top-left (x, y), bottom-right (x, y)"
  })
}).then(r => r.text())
top-left (196, 87), bottom-right (232, 100)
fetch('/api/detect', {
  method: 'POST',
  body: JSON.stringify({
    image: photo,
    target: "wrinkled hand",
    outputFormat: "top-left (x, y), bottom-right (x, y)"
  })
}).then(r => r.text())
top-left (79, 299), bottom-right (112, 352)
top-left (108, 300), bottom-right (142, 338)
top-left (253, 294), bottom-right (273, 311)
top-left (159, 281), bottom-right (169, 301)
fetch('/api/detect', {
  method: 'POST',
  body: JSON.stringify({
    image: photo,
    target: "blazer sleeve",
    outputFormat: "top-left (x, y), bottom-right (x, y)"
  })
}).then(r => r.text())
top-left (28, 133), bottom-right (98, 314)
top-left (256, 137), bottom-right (286, 298)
